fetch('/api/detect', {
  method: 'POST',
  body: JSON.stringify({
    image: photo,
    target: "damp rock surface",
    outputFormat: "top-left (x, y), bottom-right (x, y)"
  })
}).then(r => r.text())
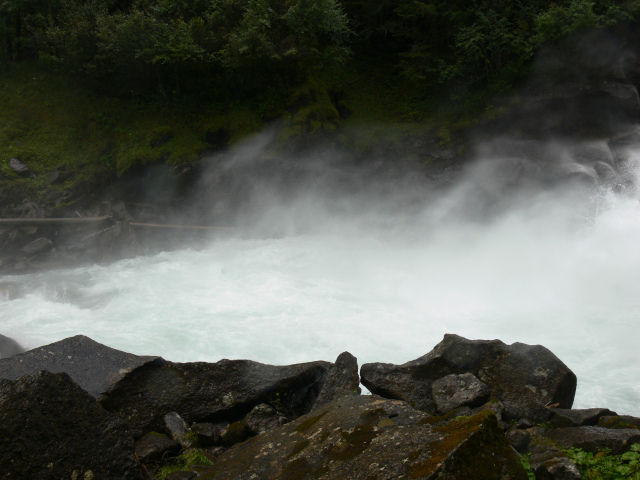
top-left (198, 395), bottom-right (528, 480)
top-left (0, 335), bottom-right (161, 399)
top-left (101, 356), bottom-right (332, 437)
top-left (0, 371), bottom-right (143, 480)
top-left (360, 334), bottom-right (577, 421)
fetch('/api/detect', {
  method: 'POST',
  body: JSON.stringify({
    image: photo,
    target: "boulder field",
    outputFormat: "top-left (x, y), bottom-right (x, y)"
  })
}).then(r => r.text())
top-left (0, 334), bottom-right (638, 480)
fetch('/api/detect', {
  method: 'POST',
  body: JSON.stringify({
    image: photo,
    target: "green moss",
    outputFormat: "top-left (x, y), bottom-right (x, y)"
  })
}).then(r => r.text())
top-left (411, 411), bottom-right (527, 480)
top-left (281, 457), bottom-right (314, 480)
top-left (287, 439), bottom-right (310, 459)
top-left (295, 411), bottom-right (328, 433)
top-left (328, 423), bottom-right (378, 462)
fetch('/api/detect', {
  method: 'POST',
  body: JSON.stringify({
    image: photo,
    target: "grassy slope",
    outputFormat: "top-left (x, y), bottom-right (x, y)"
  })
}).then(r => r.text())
top-left (0, 57), bottom-right (481, 207)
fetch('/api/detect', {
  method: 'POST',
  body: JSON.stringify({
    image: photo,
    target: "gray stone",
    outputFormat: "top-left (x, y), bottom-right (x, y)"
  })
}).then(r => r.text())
top-left (361, 334), bottom-right (576, 421)
top-left (191, 422), bottom-right (225, 447)
top-left (134, 432), bottom-right (180, 463)
top-left (165, 412), bottom-right (195, 448)
top-left (9, 158), bottom-right (30, 177)
top-left (197, 395), bottom-right (528, 480)
top-left (0, 334), bottom-right (24, 359)
top-left (507, 428), bottom-right (531, 453)
top-left (598, 415), bottom-right (640, 430)
top-left (432, 372), bottom-right (490, 414)
top-left (530, 447), bottom-right (583, 480)
top-left (101, 355), bottom-right (331, 437)
top-left (243, 403), bottom-right (286, 435)
top-left (544, 426), bottom-right (640, 455)
top-left (549, 408), bottom-right (617, 428)
top-left (0, 335), bottom-right (161, 399)
top-left (313, 351), bottom-right (360, 409)
top-left (0, 371), bottom-right (144, 479)
top-left (21, 237), bottom-right (53, 256)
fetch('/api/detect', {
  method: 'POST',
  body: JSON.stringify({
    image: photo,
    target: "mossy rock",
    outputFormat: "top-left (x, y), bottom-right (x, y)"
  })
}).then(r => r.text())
top-left (199, 395), bottom-right (528, 480)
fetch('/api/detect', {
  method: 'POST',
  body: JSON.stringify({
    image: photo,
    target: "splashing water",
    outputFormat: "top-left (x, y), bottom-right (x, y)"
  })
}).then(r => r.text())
top-left (1, 138), bottom-right (640, 415)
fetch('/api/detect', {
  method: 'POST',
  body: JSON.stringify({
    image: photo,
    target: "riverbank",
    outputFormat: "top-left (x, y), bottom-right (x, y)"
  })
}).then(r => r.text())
top-left (1, 333), bottom-right (638, 479)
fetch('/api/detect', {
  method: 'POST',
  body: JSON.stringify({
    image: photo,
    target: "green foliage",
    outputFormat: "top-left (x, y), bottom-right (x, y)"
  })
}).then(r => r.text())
top-left (519, 454), bottom-right (536, 480)
top-left (564, 443), bottom-right (640, 480)
top-left (154, 448), bottom-right (214, 480)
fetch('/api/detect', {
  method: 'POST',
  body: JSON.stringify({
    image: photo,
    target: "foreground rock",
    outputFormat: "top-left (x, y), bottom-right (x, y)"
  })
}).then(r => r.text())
top-left (0, 371), bottom-right (144, 480)
top-left (101, 357), bottom-right (332, 437)
top-left (0, 335), bottom-right (161, 399)
top-left (312, 351), bottom-right (360, 409)
top-left (544, 426), bottom-right (640, 455)
top-left (361, 334), bottom-right (577, 421)
top-left (199, 395), bottom-right (528, 480)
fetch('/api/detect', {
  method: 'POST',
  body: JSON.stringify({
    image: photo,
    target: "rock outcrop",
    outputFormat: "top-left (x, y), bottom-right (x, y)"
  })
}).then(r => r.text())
top-left (0, 335), bottom-right (161, 399)
top-left (101, 356), bottom-right (332, 437)
top-left (199, 395), bottom-right (528, 480)
top-left (0, 371), bottom-right (144, 480)
top-left (360, 334), bottom-right (577, 422)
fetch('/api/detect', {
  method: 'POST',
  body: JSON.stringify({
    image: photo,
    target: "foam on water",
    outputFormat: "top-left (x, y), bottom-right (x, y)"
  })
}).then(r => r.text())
top-left (2, 141), bottom-right (640, 415)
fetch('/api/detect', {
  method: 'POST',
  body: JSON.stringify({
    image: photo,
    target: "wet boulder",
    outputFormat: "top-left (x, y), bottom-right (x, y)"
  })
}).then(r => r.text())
top-left (431, 372), bottom-right (490, 414)
top-left (165, 412), bottom-right (195, 448)
top-left (544, 426), bottom-right (640, 455)
top-left (360, 334), bottom-right (577, 421)
top-left (0, 335), bottom-right (161, 399)
top-left (598, 415), bottom-right (640, 430)
top-left (135, 432), bottom-right (180, 463)
top-left (243, 404), bottom-right (287, 435)
top-left (101, 356), bottom-right (332, 437)
top-left (198, 395), bottom-right (528, 480)
top-left (529, 446), bottom-right (583, 480)
top-left (9, 158), bottom-right (30, 177)
top-left (0, 334), bottom-right (24, 359)
top-left (191, 422), bottom-right (225, 447)
top-left (0, 371), bottom-right (144, 480)
top-left (549, 408), bottom-right (618, 428)
top-left (312, 351), bottom-right (360, 409)
top-left (20, 237), bottom-right (53, 256)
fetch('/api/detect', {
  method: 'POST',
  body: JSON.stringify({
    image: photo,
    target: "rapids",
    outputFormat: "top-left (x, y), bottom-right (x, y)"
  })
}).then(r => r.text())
top-left (1, 135), bottom-right (640, 416)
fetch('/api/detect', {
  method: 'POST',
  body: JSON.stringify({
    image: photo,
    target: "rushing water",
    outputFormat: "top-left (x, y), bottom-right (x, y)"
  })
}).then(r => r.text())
top-left (1, 136), bottom-right (640, 416)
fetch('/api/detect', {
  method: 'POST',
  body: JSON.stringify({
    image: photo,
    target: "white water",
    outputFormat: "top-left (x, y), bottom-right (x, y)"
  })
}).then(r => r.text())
top-left (2, 137), bottom-right (640, 416)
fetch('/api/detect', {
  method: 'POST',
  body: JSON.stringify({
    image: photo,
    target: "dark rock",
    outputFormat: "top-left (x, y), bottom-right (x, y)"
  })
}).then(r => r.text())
top-left (507, 429), bottom-right (531, 453)
top-left (470, 399), bottom-right (507, 427)
top-left (0, 334), bottom-right (24, 359)
top-left (198, 395), bottom-right (528, 480)
top-left (20, 237), bottom-right (53, 256)
top-left (550, 408), bottom-right (617, 428)
top-left (0, 334), bottom-right (161, 399)
top-left (517, 418), bottom-right (534, 429)
top-left (191, 422), bottom-right (225, 447)
top-left (135, 432), bottom-right (180, 463)
top-left (360, 334), bottom-right (576, 421)
top-left (165, 412), bottom-right (196, 448)
top-left (101, 356), bottom-right (331, 437)
top-left (544, 426), bottom-right (640, 455)
top-left (165, 472), bottom-right (197, 480)
top-left (243, 403), bottom-right (287, 435)
top-left (530, 447), bottom-right (583, 480)
top-left (598, 415), bottom-right (640, 430)
top-left (313, 351), bottom-right (360, 409)
top-left (431, 372), bottom-right (490, 414)
top-left (9, 158), bottom-right (30, 177)
top-left (220, 421), bottom-right (251, 447)
top-left (0, 371), bottom-right (144, 479)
